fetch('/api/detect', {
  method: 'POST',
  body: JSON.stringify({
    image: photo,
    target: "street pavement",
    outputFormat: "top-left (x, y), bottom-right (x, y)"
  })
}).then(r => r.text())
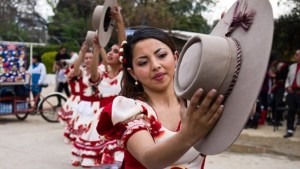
top-left (0, 82), bottom-right (300, 169)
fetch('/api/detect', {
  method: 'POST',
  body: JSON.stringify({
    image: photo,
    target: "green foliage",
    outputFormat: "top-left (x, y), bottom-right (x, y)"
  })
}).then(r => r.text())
top-left (119, 0), bottom-right (213, 32)
top-left (41, 51), bottom-right (57, 74)
top-left (272, 12), bottom-right (300, 61)
top-left (48, 1), bottom-right (98, 46)
top-left (47, 0), bottom-right (214, 45)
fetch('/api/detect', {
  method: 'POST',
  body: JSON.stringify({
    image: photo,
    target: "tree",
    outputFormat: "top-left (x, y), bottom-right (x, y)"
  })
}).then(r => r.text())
top-left (119, 0), bottom-right (213, 33)
top-left (272, 0), bottom-right (300, 60)
top-left (0, 0), bottom-right (48, 42)
top-left (48, 0), bottom-right (214, 46)
top-left (47, 0), bottom-right (101, 47)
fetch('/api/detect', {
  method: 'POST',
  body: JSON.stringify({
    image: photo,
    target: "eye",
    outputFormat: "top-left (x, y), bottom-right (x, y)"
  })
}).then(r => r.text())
top-left (157, 52), bottom-right (168, 59)
top-left (113, 49), bottom-right (119, 54)
top-left (137, 59), bottom-right (148, 66)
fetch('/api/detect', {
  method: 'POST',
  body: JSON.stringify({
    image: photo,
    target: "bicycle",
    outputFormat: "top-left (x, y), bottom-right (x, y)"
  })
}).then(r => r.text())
top-left (0, 74), bottom-right (67, 123)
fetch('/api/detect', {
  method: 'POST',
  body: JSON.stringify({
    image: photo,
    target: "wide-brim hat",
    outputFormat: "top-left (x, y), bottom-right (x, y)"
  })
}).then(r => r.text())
top-left (92, 0), bottom-right (118, 47)
top-left (85, 30), bottom-right (97, 48)
top-left (174, 0), bottom-right (274, 155)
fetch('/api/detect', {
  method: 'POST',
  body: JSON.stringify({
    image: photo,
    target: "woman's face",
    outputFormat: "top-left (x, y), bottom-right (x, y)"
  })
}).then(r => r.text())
top-left (128, 38), bottom-right (177, 93)
top-left (106, 44), bottom-right (120, 66)
top-left (84, 52), bottom-right (93, 68)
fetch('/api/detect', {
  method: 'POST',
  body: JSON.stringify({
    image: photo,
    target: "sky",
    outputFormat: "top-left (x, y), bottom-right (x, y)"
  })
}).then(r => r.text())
top-left (36, 0), bottom-right (293, 25)
top-left (203, 0), bottom-right (292, 24)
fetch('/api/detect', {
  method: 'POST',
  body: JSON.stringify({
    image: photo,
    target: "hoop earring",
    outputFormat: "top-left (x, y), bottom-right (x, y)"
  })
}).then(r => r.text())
top-left (135, 81), bottom-right (138, 86)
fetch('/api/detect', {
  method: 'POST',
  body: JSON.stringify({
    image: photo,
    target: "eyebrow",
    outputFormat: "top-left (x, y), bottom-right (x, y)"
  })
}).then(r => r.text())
top-left (154, 48), bottom-right (164, 55)
top-left (138, 48), bottom-right (165, 58)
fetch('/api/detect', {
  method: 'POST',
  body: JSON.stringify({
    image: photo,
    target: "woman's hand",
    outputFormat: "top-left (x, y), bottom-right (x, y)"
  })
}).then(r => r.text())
top-left (110, 4), bottom-right (123, 23)
top-left (179, 88), bottom-right (224, 145)
top-left (93, 35), bottom-right (102, 54)
top-left (80, 41), bottom-right (88, 54)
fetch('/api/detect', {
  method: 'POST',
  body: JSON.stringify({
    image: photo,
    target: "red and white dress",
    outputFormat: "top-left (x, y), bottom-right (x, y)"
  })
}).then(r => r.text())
top-left (97, 96), bottom-right (206, 169)
top-left (72, 67), bottom-right (124, 167)
top-left (58, 66), bottom-right (82, 142)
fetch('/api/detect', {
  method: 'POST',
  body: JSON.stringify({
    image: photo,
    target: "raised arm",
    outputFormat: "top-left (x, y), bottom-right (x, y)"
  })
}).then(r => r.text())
top-left (73, 42), bottom-right (88, 77)
top-left (100, 46), bottom-right (107, 70)
top-left (90, 37), bottom-right (103, 82)
top-left (111, 4), bottom-right (126, 45)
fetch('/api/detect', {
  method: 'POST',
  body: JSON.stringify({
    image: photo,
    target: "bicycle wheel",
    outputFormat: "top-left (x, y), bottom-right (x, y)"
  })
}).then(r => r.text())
top-left (38, 92), bottom-right (67, 123)
top-left (15, 113), bottom-right (29, 120)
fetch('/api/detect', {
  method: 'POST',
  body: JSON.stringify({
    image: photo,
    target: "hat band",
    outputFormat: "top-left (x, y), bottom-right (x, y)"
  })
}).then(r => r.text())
top-left (224, 37), bottom-right (242, 98)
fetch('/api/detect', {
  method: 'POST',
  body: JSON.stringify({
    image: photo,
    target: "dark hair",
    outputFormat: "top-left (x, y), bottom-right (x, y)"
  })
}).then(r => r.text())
top-left (120, 27), bottom-right (177, 100)
top-left (32, 54), bottom-right (42, 62)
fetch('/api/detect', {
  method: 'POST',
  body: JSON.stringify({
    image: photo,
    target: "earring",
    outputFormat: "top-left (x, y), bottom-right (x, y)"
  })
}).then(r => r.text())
top-left (135, 81), bottom-right (138, 86)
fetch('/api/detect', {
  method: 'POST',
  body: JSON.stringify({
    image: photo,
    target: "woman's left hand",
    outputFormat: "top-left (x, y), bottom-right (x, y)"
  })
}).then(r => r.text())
top-left (179, 88), bottom-right (224, 144)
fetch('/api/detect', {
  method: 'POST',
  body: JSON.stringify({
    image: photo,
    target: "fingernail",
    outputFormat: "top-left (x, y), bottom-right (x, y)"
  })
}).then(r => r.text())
top-left (211, 89), bottom-right (217, 94)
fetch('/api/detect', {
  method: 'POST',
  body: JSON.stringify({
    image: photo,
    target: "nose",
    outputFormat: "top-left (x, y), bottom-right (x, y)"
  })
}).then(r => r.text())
top-left (151, 58), bottom-right (161, 71)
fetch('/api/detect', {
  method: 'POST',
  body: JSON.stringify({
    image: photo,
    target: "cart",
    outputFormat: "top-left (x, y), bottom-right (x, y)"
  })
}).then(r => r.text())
top-left (0, 41), bottom-right (67, 122)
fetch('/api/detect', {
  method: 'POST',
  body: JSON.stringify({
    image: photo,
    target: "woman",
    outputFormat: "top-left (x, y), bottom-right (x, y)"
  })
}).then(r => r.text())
top-left (58, 63), bottom-right (82, 143)
top-left (67, 42), bottom-right (103, 166)
top-left (71, 4), bottom-right (126, 168)
top-left (97, 27), bottom-right (224, 168)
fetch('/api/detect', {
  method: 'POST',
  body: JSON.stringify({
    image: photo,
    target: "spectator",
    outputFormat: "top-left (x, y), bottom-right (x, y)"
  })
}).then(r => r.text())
top-left (65, 50), bottom-right (79, 66)
top-left (53, 47), bottom-right (71, 103)
top-left (283, 49), bottom-right (300, 138)
top-left (55, 47), bottom-right (70, 61)
top-left (27, 54), bottom-right (47, 107)
top-left (270, 60), bottom-right (289, 126)
top-left (54, 61), bottom-right (70, 99)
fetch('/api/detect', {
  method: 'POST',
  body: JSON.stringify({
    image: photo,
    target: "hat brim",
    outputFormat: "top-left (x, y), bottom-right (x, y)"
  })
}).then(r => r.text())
top-left (179, 0), bottom-right (274, 155)
top-left (98, 0), bottom-right (118, 47)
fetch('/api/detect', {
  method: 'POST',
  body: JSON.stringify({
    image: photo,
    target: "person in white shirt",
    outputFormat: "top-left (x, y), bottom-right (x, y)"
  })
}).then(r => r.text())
top-left (27, 55), bottom-right (47, 107)
top-left (65, 51), bottom-right (79, 66)
top-left (284, 49), bottom-right (300, 138)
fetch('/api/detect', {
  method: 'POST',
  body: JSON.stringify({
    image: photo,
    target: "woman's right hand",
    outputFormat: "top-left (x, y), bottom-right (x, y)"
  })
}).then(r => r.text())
top-left (179, 88), bottom-right (224, 145)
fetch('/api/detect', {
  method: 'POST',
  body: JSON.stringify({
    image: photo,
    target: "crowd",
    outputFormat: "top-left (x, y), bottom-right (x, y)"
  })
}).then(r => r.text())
top-left (246, 50), bottom-right (300, 139)
top-left (38, 0), bottom-right (299, 168)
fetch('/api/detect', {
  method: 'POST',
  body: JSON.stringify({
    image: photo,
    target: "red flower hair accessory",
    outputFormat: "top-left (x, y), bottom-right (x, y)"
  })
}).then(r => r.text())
top-left (119, 41), bottom-right (127, 64)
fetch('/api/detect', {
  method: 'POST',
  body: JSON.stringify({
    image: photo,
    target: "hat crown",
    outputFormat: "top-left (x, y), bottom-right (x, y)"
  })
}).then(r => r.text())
top-left (175, 35), bottom-right (239, 100)
top-left (85, 31), bottom-right (97, 47)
